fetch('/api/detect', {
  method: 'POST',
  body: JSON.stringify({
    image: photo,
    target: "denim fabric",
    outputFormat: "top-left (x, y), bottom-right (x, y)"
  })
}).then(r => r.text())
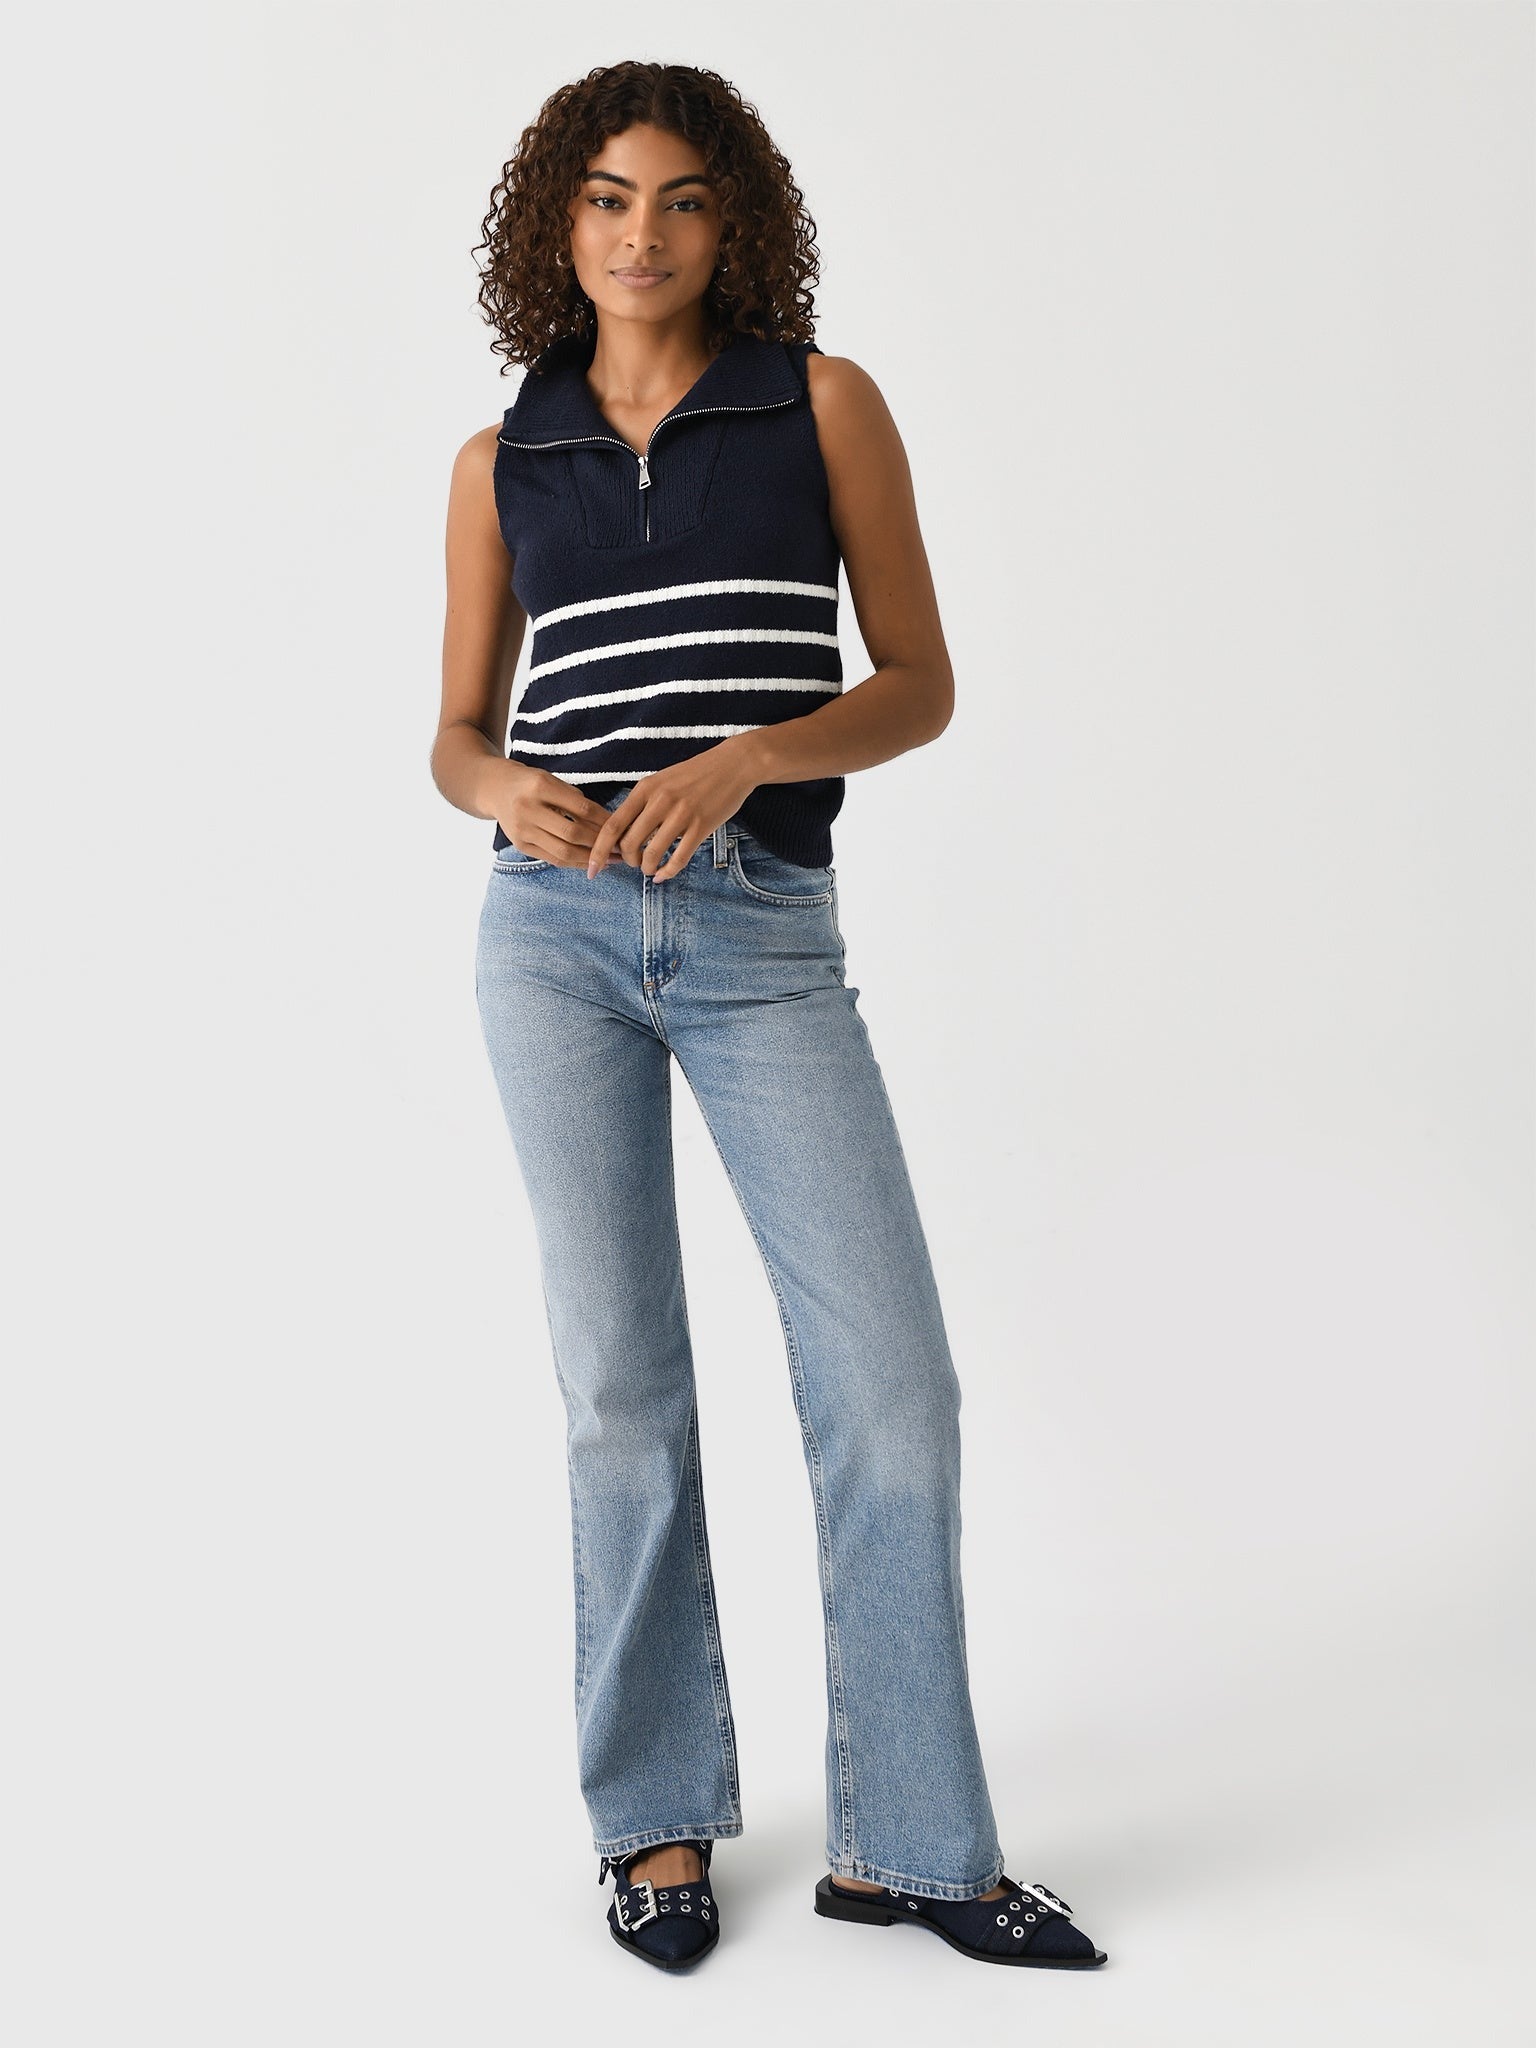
top-left (473, 786), bottom-right (1005, 1900)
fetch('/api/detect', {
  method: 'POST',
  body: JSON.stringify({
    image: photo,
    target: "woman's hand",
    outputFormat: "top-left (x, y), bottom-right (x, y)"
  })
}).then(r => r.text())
top-left (585, 741), bottom-right (761, 881)
top-left (494, 764), bottom-right (628, 868)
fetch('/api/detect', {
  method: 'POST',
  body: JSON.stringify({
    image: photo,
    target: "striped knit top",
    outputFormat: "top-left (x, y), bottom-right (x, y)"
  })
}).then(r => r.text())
top-left (491, 327), bottom-right (844, 868)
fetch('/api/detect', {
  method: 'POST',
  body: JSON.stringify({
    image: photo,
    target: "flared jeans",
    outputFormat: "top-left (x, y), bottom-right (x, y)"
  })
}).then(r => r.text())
top-left (473, 787), bottom-right (1004, 1899)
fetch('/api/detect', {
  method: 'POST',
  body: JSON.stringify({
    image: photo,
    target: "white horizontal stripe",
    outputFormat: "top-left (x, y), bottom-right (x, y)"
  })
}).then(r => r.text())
top-left (532, 578), bottom-right (837, 632)
top-left (529, 627), bottom-right (839, 683)
top-left (513, 675), bottom-right (840, 726)
top-left (514, 726), bottom-right (764, 755)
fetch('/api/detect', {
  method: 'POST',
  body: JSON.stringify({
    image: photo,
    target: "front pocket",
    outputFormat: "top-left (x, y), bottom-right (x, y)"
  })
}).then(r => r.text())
top-left (492, 846), bottom-right (551, 872)
top-left (727, 836), bottom-right (834, 905)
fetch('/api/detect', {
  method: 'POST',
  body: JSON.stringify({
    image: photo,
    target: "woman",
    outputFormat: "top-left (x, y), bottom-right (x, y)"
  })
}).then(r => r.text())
top-left (433, 60), bottom-right (1106, 1975)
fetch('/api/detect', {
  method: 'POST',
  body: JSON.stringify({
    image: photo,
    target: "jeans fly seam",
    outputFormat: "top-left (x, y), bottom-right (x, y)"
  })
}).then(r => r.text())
top-left (681, 1081), bottom-right (857, 1866)
top-left (640, 889), bottom-right (674, 1044)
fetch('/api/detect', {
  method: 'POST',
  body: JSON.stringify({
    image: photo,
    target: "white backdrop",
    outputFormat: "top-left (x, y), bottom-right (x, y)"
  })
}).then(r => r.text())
top-left (5, 3), bottom-right (1532, 2042)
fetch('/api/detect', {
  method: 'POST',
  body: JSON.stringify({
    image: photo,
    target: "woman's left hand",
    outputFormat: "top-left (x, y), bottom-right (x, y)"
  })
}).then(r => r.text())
top-left (585, 742), bottom-right (760, 881)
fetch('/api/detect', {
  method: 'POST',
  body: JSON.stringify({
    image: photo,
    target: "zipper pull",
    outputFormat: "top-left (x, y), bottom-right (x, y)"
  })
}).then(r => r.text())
top-left (636, 453), bottom-right (651, 490)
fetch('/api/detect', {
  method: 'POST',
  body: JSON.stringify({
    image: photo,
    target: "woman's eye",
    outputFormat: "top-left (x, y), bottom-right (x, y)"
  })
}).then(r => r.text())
top-left (585, 194), bottom-right (705, 212)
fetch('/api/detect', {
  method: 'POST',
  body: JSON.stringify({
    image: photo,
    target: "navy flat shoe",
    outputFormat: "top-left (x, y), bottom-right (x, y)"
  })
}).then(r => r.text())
top-left (600, 1840), bottom-right (720, 1970)
top-left (815, 1870), bottom-right (1107, 1967)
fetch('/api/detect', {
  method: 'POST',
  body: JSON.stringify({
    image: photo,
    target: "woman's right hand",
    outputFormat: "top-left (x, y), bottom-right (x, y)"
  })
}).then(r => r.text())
top-left (494, 764), bottom-right (629, 869)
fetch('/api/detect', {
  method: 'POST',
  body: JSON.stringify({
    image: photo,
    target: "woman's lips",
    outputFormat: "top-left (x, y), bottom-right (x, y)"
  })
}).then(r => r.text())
top-left (612, 269), bottom-right (672, 288)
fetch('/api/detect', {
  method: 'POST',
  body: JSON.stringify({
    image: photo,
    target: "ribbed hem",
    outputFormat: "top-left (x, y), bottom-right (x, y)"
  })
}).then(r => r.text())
top-left (737, 775), bottom-right (843, 869)
top-left (513, 772), bottom-right (844, 870)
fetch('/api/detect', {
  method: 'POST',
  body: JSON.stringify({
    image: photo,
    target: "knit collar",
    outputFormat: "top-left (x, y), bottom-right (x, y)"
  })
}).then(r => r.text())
top-left (501, 328), bottom-right (803, 449)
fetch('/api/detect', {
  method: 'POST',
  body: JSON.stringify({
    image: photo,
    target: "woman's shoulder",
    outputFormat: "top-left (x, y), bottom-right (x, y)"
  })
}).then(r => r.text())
top-left (450, 420), bottom-right (503, 484)
top-left (800, 348), bottom-right (895, 438)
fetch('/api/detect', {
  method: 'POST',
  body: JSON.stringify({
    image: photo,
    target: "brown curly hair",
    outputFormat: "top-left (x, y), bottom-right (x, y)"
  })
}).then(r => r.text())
top-left (473, 61), bottom-right (821, 373)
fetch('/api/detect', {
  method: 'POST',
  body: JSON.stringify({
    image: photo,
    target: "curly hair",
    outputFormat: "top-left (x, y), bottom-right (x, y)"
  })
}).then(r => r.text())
top-left (473, 60), bottom-right (821, 373)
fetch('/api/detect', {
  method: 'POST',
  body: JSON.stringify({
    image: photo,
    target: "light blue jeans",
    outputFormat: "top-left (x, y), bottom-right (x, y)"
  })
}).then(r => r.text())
top-left (474, 785), bottom-right (1005, 1899)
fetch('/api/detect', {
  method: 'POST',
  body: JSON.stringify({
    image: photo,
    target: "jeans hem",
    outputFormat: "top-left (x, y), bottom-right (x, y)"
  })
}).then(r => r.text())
top-left (594, 1820), bottom-right (744, 1858)
top-left (826, 1853), bottom-right (1006, 1901)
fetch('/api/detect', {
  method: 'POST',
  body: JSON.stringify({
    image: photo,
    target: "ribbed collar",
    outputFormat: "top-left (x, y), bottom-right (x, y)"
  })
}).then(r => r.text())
top-left (502, 329), bottom-right (803, 448)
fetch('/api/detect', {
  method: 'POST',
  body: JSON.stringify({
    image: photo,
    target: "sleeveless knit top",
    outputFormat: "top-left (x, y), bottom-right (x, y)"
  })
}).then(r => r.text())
top-left (490, 328), bottom-right (844, 868)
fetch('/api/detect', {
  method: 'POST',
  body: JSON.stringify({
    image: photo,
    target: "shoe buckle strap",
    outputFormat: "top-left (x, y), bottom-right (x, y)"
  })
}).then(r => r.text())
top-left (1020, 1881), bottom-right (1072, 1918)
top-left (613, 1878), bottom-right (659, 1932)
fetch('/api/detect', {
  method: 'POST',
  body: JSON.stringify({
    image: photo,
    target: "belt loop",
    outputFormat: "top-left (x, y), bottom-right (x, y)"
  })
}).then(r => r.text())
top-left (713, 821), bottom-right (729, 868)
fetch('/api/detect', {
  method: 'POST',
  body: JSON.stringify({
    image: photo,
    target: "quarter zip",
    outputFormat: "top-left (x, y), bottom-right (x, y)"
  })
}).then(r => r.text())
top-left (499, 392), bottom-right (800, 544)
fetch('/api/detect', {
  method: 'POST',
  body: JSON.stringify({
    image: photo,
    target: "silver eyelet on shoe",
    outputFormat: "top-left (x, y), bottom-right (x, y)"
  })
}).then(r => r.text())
top-left (1025, 1911), bottom-right (1036, 1921)
top-left (1010, 1899), bottom-right (1020, 1910)
top-left (996, 1913), bottom-right (1008, 1925)
top-left (1012, 1925), bottom-right (1025, 1938)
top-left (908, 1901), bottom-right (918, 1909)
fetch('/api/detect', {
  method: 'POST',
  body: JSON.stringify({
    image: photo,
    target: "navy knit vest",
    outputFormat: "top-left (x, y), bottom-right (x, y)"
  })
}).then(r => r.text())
top-left (490, 327), bottom-right (844, 868)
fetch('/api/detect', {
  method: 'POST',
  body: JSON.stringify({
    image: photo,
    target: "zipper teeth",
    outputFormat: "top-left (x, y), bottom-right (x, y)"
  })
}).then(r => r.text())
top-left (498, 390), bottom-right (800, 455)
top-left (649, 393), bottom-right (798, 439)
top-left (500, 391), bottom-right (802, 545)
top-left (498, 431), bottom-right (628, 450)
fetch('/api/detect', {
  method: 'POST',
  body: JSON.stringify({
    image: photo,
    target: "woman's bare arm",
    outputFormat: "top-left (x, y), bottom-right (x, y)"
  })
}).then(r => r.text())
top-left (431, 424), bottom-right (526, 822)
top-left (720, 351), bottom-right (955, 787)
top-left (430, 426), bottom-right (624, 864)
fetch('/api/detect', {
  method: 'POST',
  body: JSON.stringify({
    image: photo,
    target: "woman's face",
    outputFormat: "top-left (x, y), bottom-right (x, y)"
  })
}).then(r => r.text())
top-left (567, 122), bottom-right (723, 331)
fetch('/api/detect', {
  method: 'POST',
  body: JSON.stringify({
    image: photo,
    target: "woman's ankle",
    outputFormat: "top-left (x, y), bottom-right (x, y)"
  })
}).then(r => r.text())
top-left (628, 1841), bottom-right (703, 1886)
